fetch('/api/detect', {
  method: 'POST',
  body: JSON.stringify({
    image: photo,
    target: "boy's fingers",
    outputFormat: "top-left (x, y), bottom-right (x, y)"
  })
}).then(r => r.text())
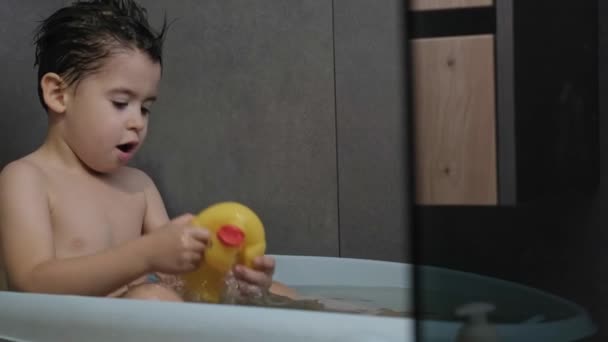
top-left (264, 257), bottom-right (275, 271)
top-left (188, 228), bottom-right (210, 242)
top-left (234, 265), bottom-right (271, 288)
top-left (173, 213), bottom-right (194, 225)
top-left (187, 251), bottom-right (202, 264)
top-left (253, 256), bottom-right (275, 274)
top-left (187, 240), bottom-right (207, 253)
top-left (237, 280), bottom-right (262, 296)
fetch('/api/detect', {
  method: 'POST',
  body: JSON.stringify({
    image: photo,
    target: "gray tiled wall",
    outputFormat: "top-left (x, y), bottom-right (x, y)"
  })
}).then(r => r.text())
top-left (334, 0), bottom-right (408, 262)
top-left (0, 1), bottom-right (409, 262)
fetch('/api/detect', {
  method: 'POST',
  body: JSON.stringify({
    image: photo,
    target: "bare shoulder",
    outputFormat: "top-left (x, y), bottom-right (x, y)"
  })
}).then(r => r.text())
top-left (0, 158), bottom-right (49, 220)
top-left (0, 159), bottom-right (47, 191)
top-left (112, 166), bottom-right (157, 190)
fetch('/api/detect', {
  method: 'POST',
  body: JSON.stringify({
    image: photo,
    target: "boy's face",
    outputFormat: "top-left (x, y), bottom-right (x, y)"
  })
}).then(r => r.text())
top-left (62, 49), bottom-right (161, 173)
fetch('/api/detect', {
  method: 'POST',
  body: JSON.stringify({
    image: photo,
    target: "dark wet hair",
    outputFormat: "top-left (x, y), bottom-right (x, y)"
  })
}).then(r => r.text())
top-left (33, 0), bottom-right (168, 110)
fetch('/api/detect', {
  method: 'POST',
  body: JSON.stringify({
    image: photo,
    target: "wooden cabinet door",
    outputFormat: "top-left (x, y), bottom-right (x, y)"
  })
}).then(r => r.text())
top-left (412, 35), bottom-right (497, 205)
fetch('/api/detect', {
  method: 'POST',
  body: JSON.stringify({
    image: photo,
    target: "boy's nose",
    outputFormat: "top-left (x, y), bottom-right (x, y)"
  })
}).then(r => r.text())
top-left (126, 113), bottom-right (146, 131)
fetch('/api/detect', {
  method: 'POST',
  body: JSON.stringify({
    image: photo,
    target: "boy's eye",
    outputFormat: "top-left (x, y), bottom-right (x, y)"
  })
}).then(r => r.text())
top-left (142, 107), bottom-right (151, 115)
top-left (112, 101), bottom-right (128, 110)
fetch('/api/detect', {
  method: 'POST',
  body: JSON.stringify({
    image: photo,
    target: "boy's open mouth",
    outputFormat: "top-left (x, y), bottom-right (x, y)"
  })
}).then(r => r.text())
top-left (116, 142), bottom-right (137, 153)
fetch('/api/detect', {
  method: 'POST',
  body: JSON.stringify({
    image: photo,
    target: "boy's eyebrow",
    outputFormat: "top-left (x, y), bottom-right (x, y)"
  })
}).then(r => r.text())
top-left (109, 88), bottom-right (157, 102)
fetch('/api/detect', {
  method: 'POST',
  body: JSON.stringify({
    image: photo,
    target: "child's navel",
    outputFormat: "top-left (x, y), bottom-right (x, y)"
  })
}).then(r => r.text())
top-left (70, 238), bottom-right (86, 251)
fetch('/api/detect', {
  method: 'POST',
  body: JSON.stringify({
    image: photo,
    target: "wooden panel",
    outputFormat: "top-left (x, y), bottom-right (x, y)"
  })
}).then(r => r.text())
top-left (334, 0), bottom-right (409, 262)
top-left (412, 34), bottom-right (497, 205)
top-left (409, 0), bottom-right (493, 11)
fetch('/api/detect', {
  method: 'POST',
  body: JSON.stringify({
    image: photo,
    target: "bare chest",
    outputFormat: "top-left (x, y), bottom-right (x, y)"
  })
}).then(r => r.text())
top-left (48, 175), bottom-right (146, 259)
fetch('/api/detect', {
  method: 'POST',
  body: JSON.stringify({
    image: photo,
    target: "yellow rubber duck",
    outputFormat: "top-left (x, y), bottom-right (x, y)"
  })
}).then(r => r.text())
top-left (181, 202), bottom-right (266, 303)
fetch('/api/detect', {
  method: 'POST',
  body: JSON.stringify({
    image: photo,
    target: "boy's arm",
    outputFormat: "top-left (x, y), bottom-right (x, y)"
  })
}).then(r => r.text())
top-left (139, 171), bottom-right (183, 285)
top-left (140, 171), bottom-right (170, 234)
top-left (0, 162), bottom-right (152, 296)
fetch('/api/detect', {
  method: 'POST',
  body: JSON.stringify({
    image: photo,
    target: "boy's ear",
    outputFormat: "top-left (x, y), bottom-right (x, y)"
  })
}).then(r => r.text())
top-left (40, 73), bottom-right (68, 114)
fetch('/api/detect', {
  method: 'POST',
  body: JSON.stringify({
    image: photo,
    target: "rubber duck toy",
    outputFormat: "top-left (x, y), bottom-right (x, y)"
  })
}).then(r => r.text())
top-left (180, 202), bottom-right (266, 303)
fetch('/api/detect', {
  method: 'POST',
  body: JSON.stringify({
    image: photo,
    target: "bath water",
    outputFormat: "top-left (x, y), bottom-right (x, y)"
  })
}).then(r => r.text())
top-left (216, 283), bottom-right (578, 323)
top-left (417, 288), bottom-right (577, 323)
top-left (221, 285), bottom-right (411, 318)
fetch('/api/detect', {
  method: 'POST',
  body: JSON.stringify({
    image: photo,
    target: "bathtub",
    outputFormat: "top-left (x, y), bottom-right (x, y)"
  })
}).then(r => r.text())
top-left (0, 255), bottom-right (596, 342)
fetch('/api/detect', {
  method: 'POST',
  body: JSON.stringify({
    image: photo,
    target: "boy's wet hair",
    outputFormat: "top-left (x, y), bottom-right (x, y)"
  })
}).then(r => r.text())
top-left (34, 0), bottom-right (168, 110)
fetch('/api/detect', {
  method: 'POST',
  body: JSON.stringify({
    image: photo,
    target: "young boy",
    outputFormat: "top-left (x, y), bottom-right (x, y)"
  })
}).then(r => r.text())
top-left (0, 0), bottom-right (294, 301)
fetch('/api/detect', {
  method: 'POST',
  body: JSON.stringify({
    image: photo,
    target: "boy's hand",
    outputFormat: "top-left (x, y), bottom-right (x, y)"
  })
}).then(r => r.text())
top-left (143, 214), bottom-right (210, 274)
top-left (232, 255), bottom-right (275, 297)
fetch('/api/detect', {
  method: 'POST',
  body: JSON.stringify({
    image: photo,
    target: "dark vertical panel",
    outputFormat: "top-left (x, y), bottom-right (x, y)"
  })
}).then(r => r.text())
top-left (0, 1), bottom-right (66, 167)
top-left (334, 0), bottom-right (410, 262)
top-left (0, 0), bottom-right (72, 289)
top-left (596, 0), bottom-right (608, 339)
top-left (134, 1), bottom-right (338, 256)
top-left (495, 0), bottom-right (517, 205)
top-left (512, 0), bottom-right (598, 201)
top-left (496, 0), bottom-right (598, 205)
